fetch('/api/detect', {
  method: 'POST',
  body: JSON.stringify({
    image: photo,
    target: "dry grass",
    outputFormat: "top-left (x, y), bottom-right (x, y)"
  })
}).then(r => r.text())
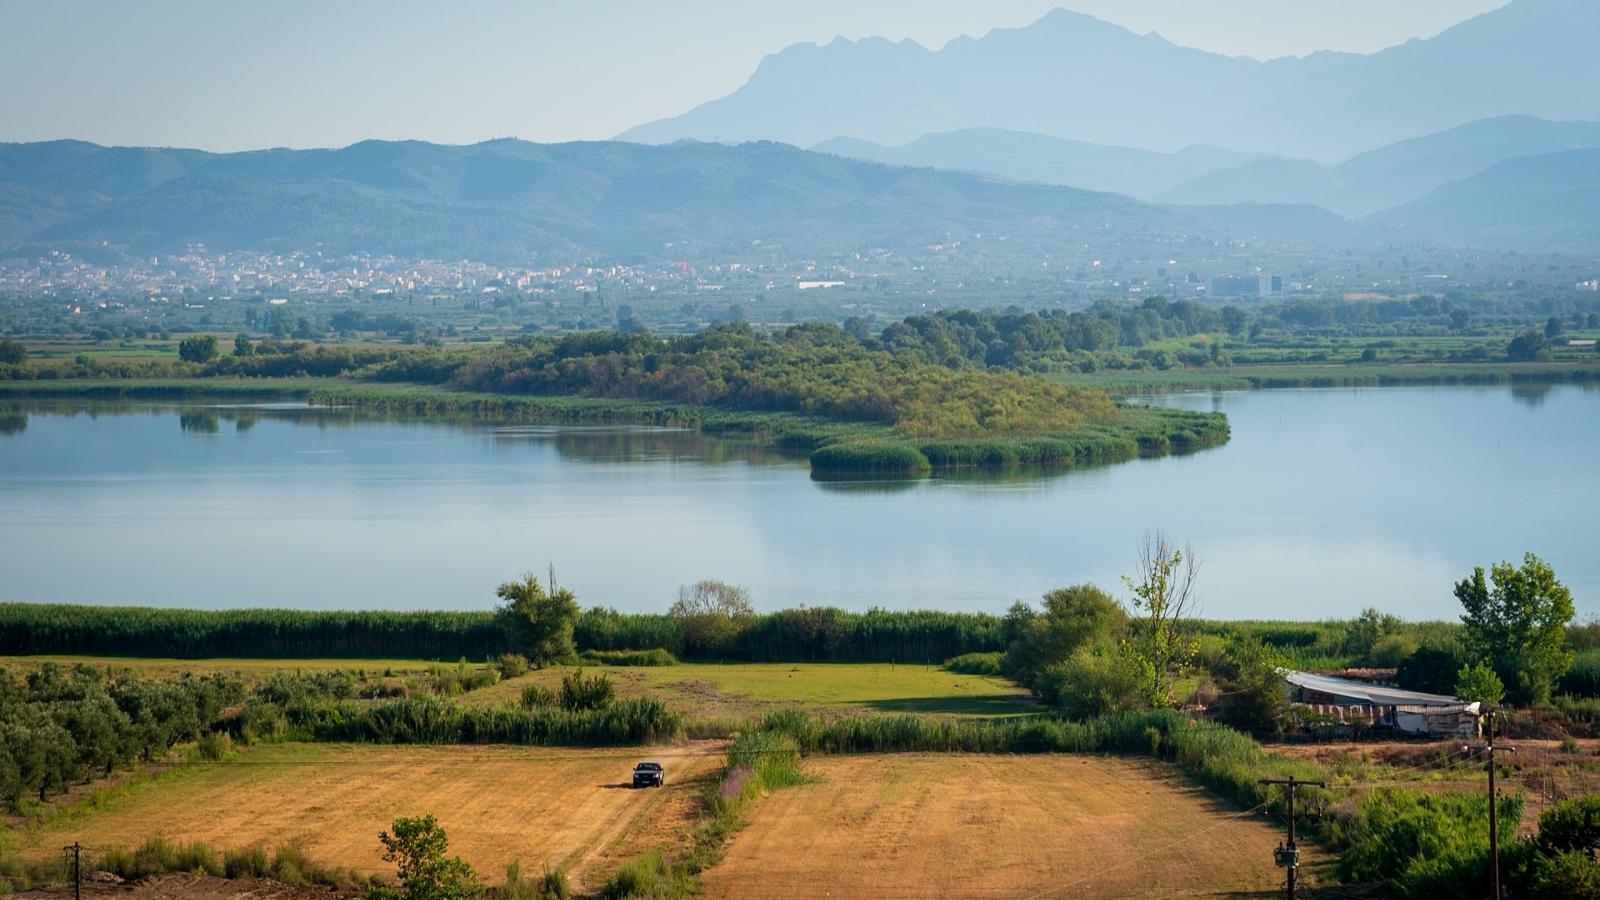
top-left (8, 742), bottom-right (724, 892)
top-left (699, 753), bottom-right (1294, 899)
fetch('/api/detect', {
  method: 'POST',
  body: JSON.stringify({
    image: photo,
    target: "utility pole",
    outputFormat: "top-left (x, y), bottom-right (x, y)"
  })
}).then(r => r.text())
top-left (1259, 775), bottom-right (1326, 899)
top-left (1465, 708), bottom-right (1516, 900)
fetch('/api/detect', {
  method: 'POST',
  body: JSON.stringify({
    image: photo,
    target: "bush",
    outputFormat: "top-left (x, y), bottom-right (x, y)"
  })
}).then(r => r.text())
top-left (501, 861), bottom-right (570, 900)
top-left (599, 852), bottom-right (687, 900)
top-left (1033, 649), bottom-right (1145, 719)
top-left (579, 648), bottom-right (678, 667)
top-left (223, 846), bottom-right (271, 879)
top-left (1337, 789), bottom-right (1522, 898)
top-left (1559, 649), bottom-right (1600, 697)
top-left (97, 838), bottom-right (223, 880)
top-left (941, 652), bottom-right (1004, 676)
top-left (197, 731), bottom-right (234, 761)
top-left (495, 654), bottom-right (530, 680)
top-left (559, 670), bottom-right (615, 711)
top-left (520, 684), bottom-right (558, 710)
top-left (1456, 662), bottom-right (1506, 706)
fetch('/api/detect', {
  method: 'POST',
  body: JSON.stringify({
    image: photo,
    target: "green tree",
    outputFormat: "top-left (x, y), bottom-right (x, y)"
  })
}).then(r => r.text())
top-left (1002, 584), bottom-right (1126, 689)
top-left (1506, 331), bottom-right (1553, 362)
top-left (1122, 534), bottom-right (1200, 708)
top-left (178, 334), bottom-right (219, 363)
top-left (0, 339), bottom-right (26, 365)
top-left (1454, 662), bottom-right (1505, 706)
top-left (1455, 553), bottom-right (1574, 706)
top-left (1213, 638), bottom-right (1288, 734)
top-left (495, 572), bottom-right (579, 667)
top-left (668, 580), bottom-right (755, 658)
top-left (1544, 316), bottom-right (1565, 340)
top-left (233, 334), bottom-right (255, 357)
top-left (366, 814), bottom-right (483, 900)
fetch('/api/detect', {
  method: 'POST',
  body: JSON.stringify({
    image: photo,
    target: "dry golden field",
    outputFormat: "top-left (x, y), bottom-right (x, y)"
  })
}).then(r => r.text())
top-left (9, 742), bottom-right (724, 892)
top-left (699, 753), bottom-right (1296, 899)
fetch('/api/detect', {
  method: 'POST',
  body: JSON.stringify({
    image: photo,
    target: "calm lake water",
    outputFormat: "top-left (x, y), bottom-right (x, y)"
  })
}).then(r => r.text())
top-left (1, 384), bottom-right (1595, 621)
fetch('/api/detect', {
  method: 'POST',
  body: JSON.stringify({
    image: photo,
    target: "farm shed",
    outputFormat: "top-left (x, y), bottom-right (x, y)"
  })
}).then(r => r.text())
top-left (1281, 670), bottom-right (1482, 738)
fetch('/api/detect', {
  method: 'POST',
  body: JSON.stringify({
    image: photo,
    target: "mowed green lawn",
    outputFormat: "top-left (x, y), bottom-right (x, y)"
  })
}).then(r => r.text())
top-left (469, 662), bottom-right (1037, 719)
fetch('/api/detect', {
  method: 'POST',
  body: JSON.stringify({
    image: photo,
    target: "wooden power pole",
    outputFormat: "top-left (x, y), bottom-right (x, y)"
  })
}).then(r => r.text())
top-left (1466, 708), bottom-right (1516, 900)
top-left (1259, 775), bottom-right (1326, 899)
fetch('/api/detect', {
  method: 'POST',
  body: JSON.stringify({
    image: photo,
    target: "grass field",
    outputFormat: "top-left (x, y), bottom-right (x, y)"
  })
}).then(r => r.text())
top-left (7, 742), bottom-right (725, 891)
top-left (698, 753), bottom-right (1295, 899)
top-left (468, 662), bottom-right (1038, 719)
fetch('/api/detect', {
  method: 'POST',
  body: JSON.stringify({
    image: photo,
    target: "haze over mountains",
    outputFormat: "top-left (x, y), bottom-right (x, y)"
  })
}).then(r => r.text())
top-left (620, 0), bottom-right (1600, 162)
top-left (0, 139), bottom-right (1184, 264)
top-left (2, 0), bottom-right (1596, 263)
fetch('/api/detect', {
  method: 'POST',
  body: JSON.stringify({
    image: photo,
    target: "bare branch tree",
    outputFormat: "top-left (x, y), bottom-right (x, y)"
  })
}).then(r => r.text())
top-left (1122, 531), bottom-right (1201, 708)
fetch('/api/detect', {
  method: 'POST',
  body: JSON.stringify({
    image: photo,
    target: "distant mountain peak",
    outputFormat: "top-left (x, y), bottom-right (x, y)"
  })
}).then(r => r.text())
top-left (615, 0), bottom-right (1598, 160)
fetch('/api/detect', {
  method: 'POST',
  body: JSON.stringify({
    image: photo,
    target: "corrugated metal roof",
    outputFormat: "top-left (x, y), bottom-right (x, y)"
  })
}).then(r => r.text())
top-left (1280, 669), bottom-right (1465, 707)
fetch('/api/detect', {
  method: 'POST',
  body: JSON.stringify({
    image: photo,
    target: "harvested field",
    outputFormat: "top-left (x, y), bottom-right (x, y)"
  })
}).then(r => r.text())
top-left (700, 753), bottom-right (1294, 899)
top-left (469, 662), bottom-right (1036, 719)
top-left (7, 742), bottom-right (724, 891)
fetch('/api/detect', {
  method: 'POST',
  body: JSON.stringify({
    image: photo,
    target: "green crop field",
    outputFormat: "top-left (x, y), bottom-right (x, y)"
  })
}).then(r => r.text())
top-left (467, 662), bottom-right (1038, 720)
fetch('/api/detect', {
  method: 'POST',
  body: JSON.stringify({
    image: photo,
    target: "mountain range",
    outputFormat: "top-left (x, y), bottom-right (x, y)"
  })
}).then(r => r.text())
top-left (0, 139), bottom-right (1189, 264)
top-left (814, 115), bottom-right (1600, 219)
top-left (619, 0), bottom-right (1600, 162)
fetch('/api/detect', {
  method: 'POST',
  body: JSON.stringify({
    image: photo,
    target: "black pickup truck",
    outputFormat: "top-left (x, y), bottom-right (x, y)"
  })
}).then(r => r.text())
top-left (632, 761), bottom-right (664, 788)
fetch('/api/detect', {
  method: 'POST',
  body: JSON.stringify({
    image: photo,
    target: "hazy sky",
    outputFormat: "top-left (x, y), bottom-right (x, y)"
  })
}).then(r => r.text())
top-left (0, 0), bottom-right (1509, 151)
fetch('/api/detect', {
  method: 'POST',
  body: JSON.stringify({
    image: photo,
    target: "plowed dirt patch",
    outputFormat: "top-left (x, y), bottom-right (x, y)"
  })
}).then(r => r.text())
top-left (700, 753), bottom-right (1294, 899)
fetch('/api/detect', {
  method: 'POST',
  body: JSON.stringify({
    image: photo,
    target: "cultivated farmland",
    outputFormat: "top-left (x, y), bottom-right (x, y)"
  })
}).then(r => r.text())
top-left (469, 662), bottom-right (1037, 719)
top-left (9, 742), bottom-right (724, 892)
top-left (699, 753), bottom-right (1294, 898)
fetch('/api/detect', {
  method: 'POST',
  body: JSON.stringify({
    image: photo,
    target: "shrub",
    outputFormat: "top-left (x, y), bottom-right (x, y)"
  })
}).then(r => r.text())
top-left (1033, 649), bottom-right (1145, 719)
top-left (223, 846), bottom-right (271, 879)
top-left (559, 670), bottom-right (615, 711)
top-left (1337, 789), bottom-right (1522, 898)
top-left (366, 814), bottom-right (483, 900)
top-left (495, 654), bottom-right (530, 680)
top-left (579, 648), bottom-right (678, 667)
top-left (520, 684), bottom-right (558, 709)
top-left (501, 861), bottom-right (570, 900)
top-left (599, 852), bottom-right (686, 900)
top-left (97, 838), bottom-right (223, 880)
top-left (941, 652), bottom-right (1004, 676)
top-left (1559, 649), bottom-right (1600, 697)
top-left (197, 731), bottom-right (234, 761)
top-left (1456, 662), bottom-right (1506, 707)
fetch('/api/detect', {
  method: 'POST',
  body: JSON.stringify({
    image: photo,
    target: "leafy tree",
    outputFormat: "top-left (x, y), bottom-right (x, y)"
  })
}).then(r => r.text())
top-left (669, 580), bottom-right (755, 657)
top-left (0, 339), bottom-right (25, 365)
top-left (1544, 316), bottom-right (1566, 340)
top-left (1454, 662), bottom-right (1505, 706)
top-left (1456, 553), bottom-right (1574, 706)
top-left (1213, 638), bottom-right (1288, 734)
top-left (178, 334), bottom-right (219, 363)
top-left (1033, 647), bottom-right (1144, 719)
top-left (495, 573), bottom-right (579, 667)
top-left (233, 334), bottom-right (255, 357)
top-left (1122, 534), bottom-right (1200, 708)
top-left (1002, 584), bottom-right (1126, 689)
top-left (1397, 644), bottom-right (1467, 694)
top-left (366, 814), bottom-right (484, 900)
top-left (1506, 330), bottom-right (1553, 362)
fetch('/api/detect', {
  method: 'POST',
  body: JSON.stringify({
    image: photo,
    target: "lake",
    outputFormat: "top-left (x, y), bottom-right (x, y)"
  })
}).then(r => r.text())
top-left (0, 384), bottom-right (1595, 621)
